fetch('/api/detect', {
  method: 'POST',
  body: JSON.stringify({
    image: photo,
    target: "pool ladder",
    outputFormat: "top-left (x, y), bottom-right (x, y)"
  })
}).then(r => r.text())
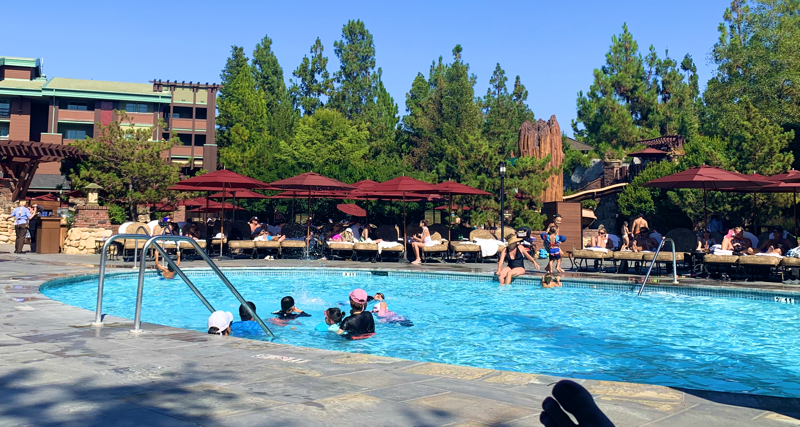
top-left (92, 234), bottom-right (274, 338)
top-left (638, 237), bottom-right (679, 296)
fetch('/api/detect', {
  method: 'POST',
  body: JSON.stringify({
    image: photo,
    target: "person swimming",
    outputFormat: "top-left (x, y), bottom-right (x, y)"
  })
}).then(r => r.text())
top-left (230, 301), bottom-right (268, 337)
top-left (154, 251), bottom-right (181, 279)
top-left (541, 273), bottom-right (562, 288)
top-left (315, 307), bottom-right (345, 332)
top-left (371, 293), bottom-right (413, 327)
top-left (272, 296), bottom-right (311, 319)
top-left (207, 310), bottom-right (233, 336)
top-left (336, 289), bottom-right (375, 337)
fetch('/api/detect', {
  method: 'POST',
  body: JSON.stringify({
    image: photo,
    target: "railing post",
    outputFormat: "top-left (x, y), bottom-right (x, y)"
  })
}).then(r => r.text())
top-left (94, 234), bottom-right (150, 326)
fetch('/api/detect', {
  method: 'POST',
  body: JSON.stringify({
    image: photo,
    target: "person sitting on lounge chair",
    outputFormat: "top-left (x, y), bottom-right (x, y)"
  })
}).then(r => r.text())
top-left (721, 226), bottom-right (754, 254)
top-left (631, 228), bottom-right (658, 252)
top-left (590, 226), bottom-right (613, 249)
top-left (696, 229), bottom-right (718, 252)
top-left (254, 229), bottom-right (285, 243)
top-left (758, 226), bottom-right (793, 255)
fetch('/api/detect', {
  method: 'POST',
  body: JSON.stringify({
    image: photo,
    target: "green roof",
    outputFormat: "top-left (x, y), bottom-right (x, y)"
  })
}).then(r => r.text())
top-left (42, 78), bottom-right (171, 103)
top-left (45, 78), bottom-right (156, 95)
top-left (0, 56), bottom-right (38, 68)
top-left (0, 78), bottom-right (46, 97)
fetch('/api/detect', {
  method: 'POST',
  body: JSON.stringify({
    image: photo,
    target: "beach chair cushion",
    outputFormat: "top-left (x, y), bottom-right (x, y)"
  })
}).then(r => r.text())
top-left (422, 232), bottom-right (448, 253)
top-left (354, 242), bottom-right (378, 251)
top-left (573, 249), bottom-right (614, 260)
top-left (281, 240), bottom-right (306, 249)
top-left (780, 257), bottom-right (800, 267)
top-left (328, 242), bottom-right (355, 251)
top-left (228, 240), bottom-right (255, 249)
top-left (703, 254), bottom-right (739, 264)
top-left (737, 255), bottom-right (781, 267)
top-left (254, 240), bottom-right (280, 249)
top-left (613, 251), bottom-right (645, 261)
top-left (450, 241), bottom-right (480, 253)
top-left (642, 252), bottom-right (685, 262)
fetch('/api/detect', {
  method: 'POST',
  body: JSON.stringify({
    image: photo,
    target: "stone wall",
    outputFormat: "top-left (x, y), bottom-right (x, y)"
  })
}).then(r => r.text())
top-left (0, 216), bottom-right (13, 245)
top-left (62, 227), bottom-right (113, 254)
top-left (0, 179), bottom-right (14, 214)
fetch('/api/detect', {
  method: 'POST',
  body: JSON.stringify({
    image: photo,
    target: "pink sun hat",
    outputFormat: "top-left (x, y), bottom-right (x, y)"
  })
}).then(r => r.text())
top-left (349, 288), bottom-right (368, 304)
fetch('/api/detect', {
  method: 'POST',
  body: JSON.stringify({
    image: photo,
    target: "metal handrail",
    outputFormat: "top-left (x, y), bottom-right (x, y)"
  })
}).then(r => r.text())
top-left (93, 234), bottom-right (213, 326)
top-left (134, 235), bottom-right (275, 338)
top-left (132, 225), bottom-right (151, 269)
top-left (637, 237), bottom-right (679, 296)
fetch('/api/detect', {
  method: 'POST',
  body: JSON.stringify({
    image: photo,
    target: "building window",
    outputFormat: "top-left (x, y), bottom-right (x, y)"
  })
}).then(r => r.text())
top-left (0, 126), bottom-right (8, 138)
top-left (125, 103), bottom-right (148, 113)
top-left (66, 129), bottom-right (87, 140)
top-left (0, 99), bottom-right (10, 118)
top-left (67, 102), bottom-right (88, 111)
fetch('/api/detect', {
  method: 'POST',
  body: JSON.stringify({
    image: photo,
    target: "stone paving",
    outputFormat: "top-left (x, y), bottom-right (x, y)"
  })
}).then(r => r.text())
top-left (1, 245), bottom-right (800, 426)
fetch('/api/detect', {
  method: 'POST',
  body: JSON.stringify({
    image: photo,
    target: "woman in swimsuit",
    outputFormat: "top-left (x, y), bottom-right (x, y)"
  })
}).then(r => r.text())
top-left (411, 220), bottom-right (433, 265)
top-left (496, 236), bottom-right (539, 285)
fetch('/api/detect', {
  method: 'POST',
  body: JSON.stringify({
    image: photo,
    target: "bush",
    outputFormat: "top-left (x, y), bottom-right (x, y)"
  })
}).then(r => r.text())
top-left (581, 199), bottom-right (598, 210)
top-left (107, 204), bottom-right (127, 225)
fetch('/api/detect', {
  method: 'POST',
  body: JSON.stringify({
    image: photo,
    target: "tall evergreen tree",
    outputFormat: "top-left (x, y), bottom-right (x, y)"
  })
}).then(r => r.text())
top-left (252, 35), bottom-right (296, 142)
top-left (216, 47), bottom-right (277, 182)
top-left (329, 20), bottom-right (377, 119)
top-left (365, 70), bottom-right (400, 154)
top-left (482, 64), bottom-right (535, 156)
top-left (573, 24), bottom-right (698, 150)
top-left (290, 37), bottom-right (333, 116)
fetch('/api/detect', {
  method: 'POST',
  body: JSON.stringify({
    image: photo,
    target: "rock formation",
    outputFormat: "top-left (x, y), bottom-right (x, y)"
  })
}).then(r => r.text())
top-left (518, 115), bottom-right (564, 202)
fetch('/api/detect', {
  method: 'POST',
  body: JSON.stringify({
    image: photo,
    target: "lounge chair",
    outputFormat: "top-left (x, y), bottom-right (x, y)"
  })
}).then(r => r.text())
top-left (737, 254), bottom-right (782, 280)
top-left (420, 232), bottom-right (449, 263)
top-left (612, 251), bottom-right (645, 273)
top-left (571, 248), bottom-right (615, 272)
top-left (353, 241), bottom-right (378, 261)
top-left (374, 225), bottom-right (404, 262)
top-left (449, 229), bottom-right (499, 263)
top-left (702, 254), bottom-right (741, 278)
top-left (327, 241), bottom-right (355, 260)
top-left (779, 257), bottom-right (800, 281)
top-left (254, 240), bottom-right (281, 259)
top-left (280, 239), bottom-right (307, 258)
top-left (120, 222), bottom-right (149, 261)
top-left (641, 251), bottom-right (685, 276)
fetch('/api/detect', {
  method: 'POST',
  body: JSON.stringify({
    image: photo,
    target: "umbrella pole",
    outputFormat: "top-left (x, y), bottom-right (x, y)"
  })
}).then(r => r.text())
top-left (205, 191), bottom-right (209, 234)
top-left (795, 190), bottom-right (798, 240)
top-left (233, 191), bottom-right (237, 222)
top-left (220, 182), bottom-right (225, 260)
top-left (703, 187), bottom-right (708, 231)
top-left (307, 190), bottom-right (311, 259)
top-left (752, 193), bottom-right (757, 234)
top-left (403, 191), bottom-right (408, 261)
top-left (448, 192), bottom-right (453, 242)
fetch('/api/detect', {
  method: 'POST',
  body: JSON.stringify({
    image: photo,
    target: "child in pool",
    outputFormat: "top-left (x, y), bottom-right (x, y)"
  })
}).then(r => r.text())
top-left (315, 307), bottom-right (344, 332)
top-left (541, 273), bottom-right (562, 288)
top-left (272, 296), bottom-right (311, 319)
top-left (370, 293), bottom-right (414, 327)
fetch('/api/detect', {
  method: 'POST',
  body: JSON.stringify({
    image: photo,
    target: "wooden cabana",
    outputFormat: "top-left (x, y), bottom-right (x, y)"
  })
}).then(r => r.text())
top-left (0, 140), bottom-right (82, 201)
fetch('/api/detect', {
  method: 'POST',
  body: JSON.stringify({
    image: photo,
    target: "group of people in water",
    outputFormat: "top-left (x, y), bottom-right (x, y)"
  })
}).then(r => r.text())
top-left (206, 288), bottom-right (412, 339)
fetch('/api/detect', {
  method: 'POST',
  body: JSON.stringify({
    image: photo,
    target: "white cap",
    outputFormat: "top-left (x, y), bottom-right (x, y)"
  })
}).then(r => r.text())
top-left (207, 311), bottom-right (233, 333)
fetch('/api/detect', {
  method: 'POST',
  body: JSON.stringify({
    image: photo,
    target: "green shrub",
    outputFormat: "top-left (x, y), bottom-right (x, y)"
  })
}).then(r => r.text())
top-left (107, 204), bottom-right (127, 225)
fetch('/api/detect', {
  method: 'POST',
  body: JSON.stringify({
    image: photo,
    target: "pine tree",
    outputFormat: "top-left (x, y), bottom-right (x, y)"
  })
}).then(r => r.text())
top-left (216, 47), bottom-right (277, 183)
top-left (290, 37), bottom-right (333, 116)
top-left (482, 64), bottom-right (535, 156)
top-left (252, 35), bottom-right (297, 142)
top-left (329, 20), bottom-right (377, 120)
top-left (365, 69), bottom-right (399, 155)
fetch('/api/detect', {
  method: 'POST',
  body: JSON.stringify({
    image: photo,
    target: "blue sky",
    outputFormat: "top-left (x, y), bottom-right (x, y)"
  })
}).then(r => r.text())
top-left (3, 0), bottom-right (731, 136)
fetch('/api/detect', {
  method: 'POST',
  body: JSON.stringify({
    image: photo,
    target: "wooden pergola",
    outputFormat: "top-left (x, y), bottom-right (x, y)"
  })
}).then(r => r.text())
top-left (0, 140), bottom-right (82, 201)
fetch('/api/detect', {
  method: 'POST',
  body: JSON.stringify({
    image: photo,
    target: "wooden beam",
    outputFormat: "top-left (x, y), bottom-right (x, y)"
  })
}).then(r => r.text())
top-left (15, 161), bottom-right (39, 200)
top-left (10, 161), bottom-right (33, 201)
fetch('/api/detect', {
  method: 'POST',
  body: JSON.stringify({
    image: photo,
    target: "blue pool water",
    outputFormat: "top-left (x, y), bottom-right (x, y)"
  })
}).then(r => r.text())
top-left (42, 269), bottom-right (800, 397)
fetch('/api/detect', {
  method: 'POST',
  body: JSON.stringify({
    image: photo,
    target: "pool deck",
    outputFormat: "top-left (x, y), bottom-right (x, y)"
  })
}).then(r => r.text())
top-left (2, 246), bottom-right (800, 426)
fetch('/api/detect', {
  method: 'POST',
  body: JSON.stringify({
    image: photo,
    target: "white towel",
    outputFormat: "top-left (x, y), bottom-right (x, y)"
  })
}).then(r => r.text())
top-left (377, 241), bottom-right (401, 254)
top-left (713, 249), bottom-right (734, 256)
top-left (756, 252), bottom-right (783, 258)
top-left (585, 247), bottom-right (609, 252)
top-left (474, 238), bottom-right (503, 257)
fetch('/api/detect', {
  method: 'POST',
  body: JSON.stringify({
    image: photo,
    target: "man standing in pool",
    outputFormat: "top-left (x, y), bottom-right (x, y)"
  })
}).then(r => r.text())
top-left (154, 251), bottom-right (181, 279)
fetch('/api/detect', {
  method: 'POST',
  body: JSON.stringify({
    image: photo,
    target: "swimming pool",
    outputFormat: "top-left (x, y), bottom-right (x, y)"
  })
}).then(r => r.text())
top-left (42, 268), bottom-right (800, 398)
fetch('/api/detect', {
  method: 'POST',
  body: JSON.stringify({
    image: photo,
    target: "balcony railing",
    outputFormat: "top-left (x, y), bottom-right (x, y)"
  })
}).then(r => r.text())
top-left (58, 110), bottom-right (95, 122)
top-left (124, 113), bottom-right (154, 126)
top-left (170, 118), bottom-right (193, 130)
top-left (171, 146), bottom-right (204, 158)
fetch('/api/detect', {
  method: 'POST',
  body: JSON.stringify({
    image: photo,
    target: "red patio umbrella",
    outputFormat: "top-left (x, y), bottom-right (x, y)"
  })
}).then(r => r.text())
top-left (168, 170), bottom-right (276, 258)
top-left (267, 172), bottom-right (355, 257)
top-left (643, 165), bottom-right (772, 228)
top-left (354, 177), bottom-right (441, 260)
top-left (186, 202), bottom-right (245, 213)
top-left (29, 193), bottom-right (59, 201)
top-left (721, 171), bottom-right (800, 237)
top-left (337, 203), bottom-right (366, 217)
top-left (209, 189), bottom-right (269, 221)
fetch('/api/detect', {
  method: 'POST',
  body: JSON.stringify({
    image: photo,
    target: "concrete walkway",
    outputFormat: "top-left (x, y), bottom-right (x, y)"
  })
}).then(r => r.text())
top-left (1, 249), bottom-right (800, 426)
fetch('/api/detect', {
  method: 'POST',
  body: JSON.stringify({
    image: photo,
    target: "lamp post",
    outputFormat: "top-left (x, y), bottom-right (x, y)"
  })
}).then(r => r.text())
top-left (499, 161), bottom-right (506, 242)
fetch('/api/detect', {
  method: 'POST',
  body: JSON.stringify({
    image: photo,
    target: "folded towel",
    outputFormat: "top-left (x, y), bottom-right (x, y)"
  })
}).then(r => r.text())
top-left (755, 252), bottom-right (783, 258)
top-left (712, 249), bottom-right (734, 256)
top-left (473, 238), bottom-right (503, 257)
top-left (377, 241), bottom-right (402, 254)
top-left (585, 247), bottom-right (609, 252)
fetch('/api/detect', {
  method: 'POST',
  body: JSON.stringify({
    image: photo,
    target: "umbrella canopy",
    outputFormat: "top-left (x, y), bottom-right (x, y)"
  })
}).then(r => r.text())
top-left (435, 204), bottom-right (471, 211)
top-left (181, 197), bottom-right (208, 207)
top-left (29, 193), bottom-right (59, 201)
top-left (337, 203), bottom-right (367, 217)
top-left (267, 172), bottom-right (354, 191)
top-left (352, 180), bottom-right (380, 188)
top-left (432, 181), bottom-right (491, 196)
top-left (643, 166), bottom-right (772, 190)
top-left (167, 169), bottom-right (275, 191)
top-left (628, 147), bottom-right (668, 157)
top-left (209, 189), bottom-right (269, 199)
top-left (769, 170), bottom-right (800, 183)
top-left (644, 165), bottom-right (773, 227)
